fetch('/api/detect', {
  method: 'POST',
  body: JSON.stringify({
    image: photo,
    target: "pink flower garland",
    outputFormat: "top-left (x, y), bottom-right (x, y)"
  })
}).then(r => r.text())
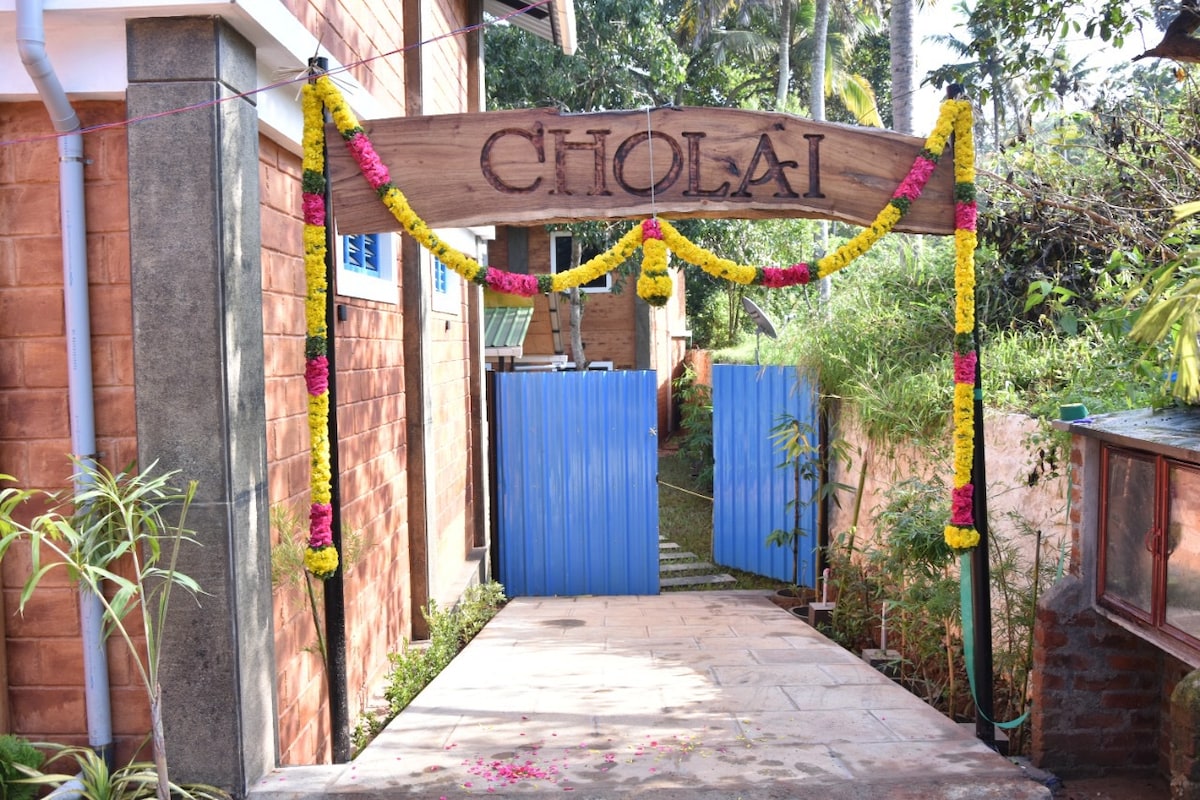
top-left (485, 268), bottom-right (540, 296)
top-left (312, 75), bottom-right (982, 552)
top-left (302, 193), bottom-right (325, 226)
top-left (309, 503), bottom-right (333, 548)
top-left (761, 264), bottom-right (811, 288)
top-left (346, 133), bottom-right (390, 190)
top-left (955, 201), bottom-right (977, 231)
top-left (893, 157), bottom-right (937, 202)
top-left (953, 350), bottom-right (977, 384)
top-left (950, 484), bottom-right (974, 526)
top-left (305, 355), bottom-right (329, 395)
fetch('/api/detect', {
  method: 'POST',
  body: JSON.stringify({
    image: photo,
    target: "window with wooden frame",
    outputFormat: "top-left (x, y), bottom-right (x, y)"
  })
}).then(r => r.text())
top-left (550, 231), bottom-right (609, 292)
top-left (1099, 444), bottom-right (1200, 648)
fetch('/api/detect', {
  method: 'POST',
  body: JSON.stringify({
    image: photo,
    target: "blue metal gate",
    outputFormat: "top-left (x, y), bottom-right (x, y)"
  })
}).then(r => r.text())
top-left (712, 365), bottom-right (819, 586)
top-left (492, 370), bottom-right (659, 596)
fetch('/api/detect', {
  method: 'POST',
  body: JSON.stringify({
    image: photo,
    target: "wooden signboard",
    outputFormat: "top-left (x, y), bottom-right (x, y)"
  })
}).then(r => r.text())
top-left (327, 106), bottom-right (957, 236)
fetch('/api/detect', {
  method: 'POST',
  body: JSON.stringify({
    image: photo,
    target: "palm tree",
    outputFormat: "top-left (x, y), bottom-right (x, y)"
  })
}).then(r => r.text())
top-left (889, 0), bottom-right (916, 133)
top-left (926, 0), bottom-right (1027, 148)
top-left (677, 0), bottom-right (882, 124)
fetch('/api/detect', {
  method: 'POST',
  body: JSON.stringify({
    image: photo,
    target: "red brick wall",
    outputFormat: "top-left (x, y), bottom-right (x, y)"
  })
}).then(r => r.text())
top-left (0, 100), bottom-right (145, 758)
top-left (261, 132), bottom-right (419, 764)
top-left (287, 0), bottom-right (407, 115)
top-left (262, 0), bottom-right (479, 764)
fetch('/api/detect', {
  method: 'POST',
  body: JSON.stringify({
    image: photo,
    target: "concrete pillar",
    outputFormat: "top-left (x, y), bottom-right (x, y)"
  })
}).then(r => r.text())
top-left (1172, 670), bottom-right (1200, 799)
top-left (126, 16), bottom-right (276, 795)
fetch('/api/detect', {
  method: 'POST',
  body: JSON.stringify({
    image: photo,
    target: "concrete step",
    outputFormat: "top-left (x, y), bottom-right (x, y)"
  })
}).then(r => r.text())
top-left (660, 573), bottom-right (737, 587)
top-left (659, 550), bottom-right (698, 561)
top-left (660, 561), bottom-right (717, 573)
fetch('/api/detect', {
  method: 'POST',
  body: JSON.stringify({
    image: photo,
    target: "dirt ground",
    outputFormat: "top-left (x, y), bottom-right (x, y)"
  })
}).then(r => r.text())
top-left (1054, 774), bottom-right (1170, 799)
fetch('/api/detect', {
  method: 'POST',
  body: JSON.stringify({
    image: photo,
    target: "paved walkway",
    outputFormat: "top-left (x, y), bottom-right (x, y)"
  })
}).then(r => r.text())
top-left (250, 592), bottom-right (1050, 800)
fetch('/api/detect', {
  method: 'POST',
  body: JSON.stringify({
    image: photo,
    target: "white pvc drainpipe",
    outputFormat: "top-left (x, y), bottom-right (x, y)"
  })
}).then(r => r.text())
top-left (15, 0), bottom-right (114, 769)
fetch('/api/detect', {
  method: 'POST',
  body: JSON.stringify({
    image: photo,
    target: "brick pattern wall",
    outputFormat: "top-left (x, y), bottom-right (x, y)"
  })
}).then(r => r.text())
top-left (426, 0), bottom-right (471, 115)
top-left (1031, 433), bottom-right (1192, 781)
top-left (262, 0), bottom-right (478, 764)
top-left (2, 0), bottom-right (482, 770)
top-left (261, 134), bottom-right (333, 762)
top-left (0, 100), bottom-right (145, 759)
top-left (1032, 574), bottom-right (1171, 776)
top-left (426, 263), bottom-right (478, 603)
top-left (261, 133), bottom-right (418, 764)
top-left (289, 0), bottom-right (407, 115)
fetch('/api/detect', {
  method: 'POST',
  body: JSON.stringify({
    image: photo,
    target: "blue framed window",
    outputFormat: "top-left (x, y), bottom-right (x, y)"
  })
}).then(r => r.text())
top-left (335, 231), bottom-right (398, 304)
top-left (341, 234), bottom-right (382, 275)
top-left (433, 257), bottom-right (449, 294)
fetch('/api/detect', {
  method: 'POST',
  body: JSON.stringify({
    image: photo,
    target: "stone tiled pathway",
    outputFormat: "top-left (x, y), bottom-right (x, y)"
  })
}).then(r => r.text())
top-left (251, 592), bottom-right (1050, 800)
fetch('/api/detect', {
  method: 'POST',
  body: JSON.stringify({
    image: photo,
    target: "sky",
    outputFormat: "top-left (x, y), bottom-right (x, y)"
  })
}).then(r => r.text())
top-left (908, 1), bottom-right (1164, 133)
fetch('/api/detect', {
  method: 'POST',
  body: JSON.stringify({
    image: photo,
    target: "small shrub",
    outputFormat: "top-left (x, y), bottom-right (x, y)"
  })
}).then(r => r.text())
top-left (354, 582), bottom-right (508, 756)
top-left (672, 366), bottom-right (714, 490)
top-left (0, 734), bottom-right (42, 800)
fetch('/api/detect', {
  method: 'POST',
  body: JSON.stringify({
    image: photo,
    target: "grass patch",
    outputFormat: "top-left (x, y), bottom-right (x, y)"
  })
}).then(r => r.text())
top-left (658, 448), bottom-right (790, 592)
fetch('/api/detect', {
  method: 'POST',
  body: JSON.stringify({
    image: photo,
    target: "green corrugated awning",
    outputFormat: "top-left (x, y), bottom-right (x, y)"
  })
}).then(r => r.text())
top-left (484, 306), bottom-right (533, 349)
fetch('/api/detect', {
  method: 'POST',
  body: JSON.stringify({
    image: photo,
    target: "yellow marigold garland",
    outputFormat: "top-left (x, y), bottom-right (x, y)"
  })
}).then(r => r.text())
top-left (300, 81), bottom-right (339, 579)
top-left (304, 76), bottom-right (980, 550)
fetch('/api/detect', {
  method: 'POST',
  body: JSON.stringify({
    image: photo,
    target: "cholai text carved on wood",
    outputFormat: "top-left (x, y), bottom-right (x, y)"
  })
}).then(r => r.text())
top-left (327, 106), bottom-right (956, 235)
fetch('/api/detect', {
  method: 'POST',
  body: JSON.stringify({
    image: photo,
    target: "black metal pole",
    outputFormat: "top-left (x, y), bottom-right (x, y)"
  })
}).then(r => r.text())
top-left (970, 311), bottom-right (995, 747)
top-left (312, 56), bottom-right (352, 763)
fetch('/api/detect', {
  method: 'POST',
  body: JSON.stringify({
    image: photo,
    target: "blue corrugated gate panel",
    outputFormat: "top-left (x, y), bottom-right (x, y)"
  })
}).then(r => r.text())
top-left (712, 365), bottom-right (819, 586)
top-left (494, 370), bottom-right (659, 597)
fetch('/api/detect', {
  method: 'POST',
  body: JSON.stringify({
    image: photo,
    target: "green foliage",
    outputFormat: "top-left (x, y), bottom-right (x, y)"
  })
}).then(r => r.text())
top-left (486, 0), bottom-right (687, 112)
top-left (762, 234), bottom-right (958, 443)
top-left (672, 366), bottom-right (714, 491)
top-left (0, 735), bottom-right (42, 800)
top-left (0, 461), bottom-right (207, 800)
top-left (270, 503), bottom-right (368, 666)
top-left (766, 412), bottom-right (852, 586)
top-left (13, 744), bottom-right (228, 800)
top-left (872, 478), bottom-right (956, 579)
top-left (925, 0), bottom-right (1143, 122)
top-left (826, 479), bottom-right (1060, 744)
top-left (353, 583), bottom-right (508, 756)
top-left (1128, 204), bottom-right (1200, 404)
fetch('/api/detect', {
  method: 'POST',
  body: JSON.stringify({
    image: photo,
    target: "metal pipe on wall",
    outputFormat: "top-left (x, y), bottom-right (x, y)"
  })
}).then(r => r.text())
top-left (15, 0), bottom-right (114, 769)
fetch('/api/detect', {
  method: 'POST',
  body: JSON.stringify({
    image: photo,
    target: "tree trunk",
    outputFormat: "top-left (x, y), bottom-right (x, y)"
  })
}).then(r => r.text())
top-left (811, 0), bottom-right (831, 305)
top-left (569, 288), bottom-right (586, 369)
top-left (776, 0), bottom-right (792, 110)
top-left (889, 0), bottom-right (915, 134)
top-left (568, 236), bottom-right (585, 369)
top-left (809, 0), bottom-right (829, 121)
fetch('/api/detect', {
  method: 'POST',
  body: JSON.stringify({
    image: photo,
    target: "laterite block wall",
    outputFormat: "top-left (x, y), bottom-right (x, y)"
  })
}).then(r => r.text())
top-left (0, 100), bottom-right (146, 760)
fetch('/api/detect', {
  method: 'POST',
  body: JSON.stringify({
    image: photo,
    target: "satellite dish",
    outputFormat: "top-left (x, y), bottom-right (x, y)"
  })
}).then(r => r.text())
top-left (741, 297), bottom-right (779, 339)
top-left (741, 297), bottom-right (780, 366)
